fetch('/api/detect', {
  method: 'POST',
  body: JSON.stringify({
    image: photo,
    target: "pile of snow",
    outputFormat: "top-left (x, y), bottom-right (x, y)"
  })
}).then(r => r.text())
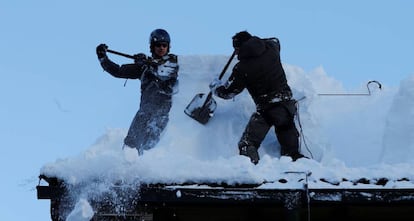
top-left (40, 55), bottom-right (414, 218)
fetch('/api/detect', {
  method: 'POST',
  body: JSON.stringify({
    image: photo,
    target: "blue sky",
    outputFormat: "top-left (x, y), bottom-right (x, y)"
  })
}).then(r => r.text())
top-left (2, 1), bottom-right (413, 86)
top-left (1, 0), bottom-right (413, 220)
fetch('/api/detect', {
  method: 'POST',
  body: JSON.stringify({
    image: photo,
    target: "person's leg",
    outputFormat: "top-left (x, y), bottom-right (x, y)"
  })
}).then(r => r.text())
top-left (124, 92), bottom-right (172, 155)
top-left (238, 112), bottom-right (271, 164)
top-left (264, 101), bottom-right (303, 160)
top-left (275, 121), bottom-right (300, 157)
top-left (124, 109), bottom-right (149, 155)
top-left (140, 107), bottom-right (170, 151)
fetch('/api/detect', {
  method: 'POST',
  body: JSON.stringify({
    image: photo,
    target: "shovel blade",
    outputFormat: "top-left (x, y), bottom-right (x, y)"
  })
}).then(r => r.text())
top-left (184, 93), bottom-right (217, 124)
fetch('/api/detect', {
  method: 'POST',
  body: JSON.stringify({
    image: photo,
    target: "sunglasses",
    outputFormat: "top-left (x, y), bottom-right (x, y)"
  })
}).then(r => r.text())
top-left (154, 42), bottom-right (169, 48)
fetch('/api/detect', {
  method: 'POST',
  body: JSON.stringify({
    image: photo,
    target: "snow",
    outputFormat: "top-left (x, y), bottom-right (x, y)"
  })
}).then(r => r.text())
top-left (39, 55), bottom-right (414, 219)
top-left (66, 198), bottom-right (94, 221)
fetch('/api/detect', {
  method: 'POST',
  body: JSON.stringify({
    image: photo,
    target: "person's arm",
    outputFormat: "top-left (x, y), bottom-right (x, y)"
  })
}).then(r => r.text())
top-left (96, 44), bottom-right (144, 79)
top-left (100, 57), bottom-right (142, 79)
top-left (213, 64), bottom-right (246, 100)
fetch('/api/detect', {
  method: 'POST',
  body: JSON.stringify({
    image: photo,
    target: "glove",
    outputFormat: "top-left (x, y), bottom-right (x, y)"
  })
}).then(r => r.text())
top-left (133, 53), bottom-right (147, 65)
top-left (96, 44), bottom-right (108, 59)
top-left (209, 77), bottom-right (223, 92)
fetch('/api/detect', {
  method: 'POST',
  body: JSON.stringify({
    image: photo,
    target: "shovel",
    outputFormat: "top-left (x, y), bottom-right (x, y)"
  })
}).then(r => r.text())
top-left (106, 49), bottom-right (136, 59)
top-left (184, 51), bottom-right (236, 124)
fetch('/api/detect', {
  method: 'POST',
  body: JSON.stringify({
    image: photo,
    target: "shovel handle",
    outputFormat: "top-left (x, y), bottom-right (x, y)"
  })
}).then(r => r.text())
top-left (107, 49), bottom-right (135, 60)
top-left (201, 50), bottom-right (236, 108)
top-left (218, 50), bottom-right (236, 80)
top-left (201, 92), bottom-right (213, 107)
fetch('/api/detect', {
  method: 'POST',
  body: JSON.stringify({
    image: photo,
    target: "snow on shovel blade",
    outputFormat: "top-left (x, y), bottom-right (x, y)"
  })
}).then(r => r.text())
top-left (184, 93), bottom-right (217, 124)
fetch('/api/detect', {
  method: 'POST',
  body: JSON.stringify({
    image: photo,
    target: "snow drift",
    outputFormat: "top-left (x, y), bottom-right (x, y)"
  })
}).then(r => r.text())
top-left (40, 55), bottom-right (414, 188)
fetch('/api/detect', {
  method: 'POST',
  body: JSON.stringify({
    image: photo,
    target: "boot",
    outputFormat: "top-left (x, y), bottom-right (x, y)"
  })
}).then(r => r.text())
top-left (239, 146), bottom-right (260, 165)
top-left (284, 152), bottom-right (307, 161)
top-left (293, 153), bottom-right (306, 161)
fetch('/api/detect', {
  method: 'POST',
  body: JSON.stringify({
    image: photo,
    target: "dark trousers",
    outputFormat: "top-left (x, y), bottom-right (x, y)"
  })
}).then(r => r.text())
top-left (124, 89), bottom-right (172, 154)
top-left (238, 100), bottom-right (300, 156)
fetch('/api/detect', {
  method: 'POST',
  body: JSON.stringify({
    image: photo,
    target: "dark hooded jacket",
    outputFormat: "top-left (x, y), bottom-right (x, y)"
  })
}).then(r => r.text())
top-left (215, 37), bottom-right (292, 110)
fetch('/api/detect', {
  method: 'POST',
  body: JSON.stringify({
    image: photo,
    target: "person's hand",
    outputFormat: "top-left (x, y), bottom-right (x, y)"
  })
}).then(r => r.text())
top-left (96, 44), bottom-right (108, 59)
top-left (209, 77), bottom-right (223, 91)
top-left (133, 53), bottom-right (147, 65)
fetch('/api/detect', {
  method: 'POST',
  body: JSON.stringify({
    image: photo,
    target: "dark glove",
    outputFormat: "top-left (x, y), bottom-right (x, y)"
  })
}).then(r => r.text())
top-left (133, 53), bottom-right (147, 65)
top-left (96, 44), bottom-right (108, 59)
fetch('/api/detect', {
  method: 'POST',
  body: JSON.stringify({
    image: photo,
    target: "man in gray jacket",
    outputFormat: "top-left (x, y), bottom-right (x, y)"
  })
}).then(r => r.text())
top-left (96, 29), bottom-right (179, 155)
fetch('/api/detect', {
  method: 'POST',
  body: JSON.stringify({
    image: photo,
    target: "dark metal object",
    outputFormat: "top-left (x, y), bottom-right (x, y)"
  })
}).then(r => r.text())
top-left (106, 49), bottom-right (135, 59)
top-left (318, 80), bottom-right (382, 96)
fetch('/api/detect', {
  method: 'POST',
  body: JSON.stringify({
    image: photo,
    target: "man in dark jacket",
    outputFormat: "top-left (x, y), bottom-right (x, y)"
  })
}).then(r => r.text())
top-left (210, 31), bottom-right (304, 164)
top-left (96, 29), bottom-right (179, 155)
